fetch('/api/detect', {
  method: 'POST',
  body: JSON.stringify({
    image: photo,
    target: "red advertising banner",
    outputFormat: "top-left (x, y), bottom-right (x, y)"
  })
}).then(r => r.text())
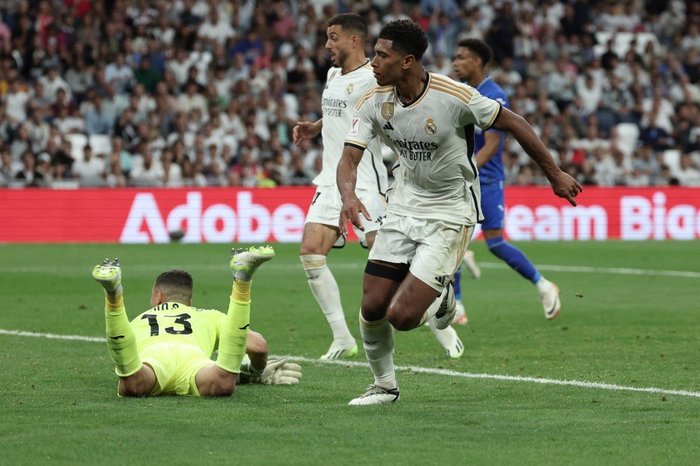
top-left (0, 187), bottom-right (699, 243)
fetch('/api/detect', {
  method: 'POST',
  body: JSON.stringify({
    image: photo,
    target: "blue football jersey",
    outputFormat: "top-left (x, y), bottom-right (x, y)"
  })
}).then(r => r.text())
top-left (474, 77), bottom-right (509, 183)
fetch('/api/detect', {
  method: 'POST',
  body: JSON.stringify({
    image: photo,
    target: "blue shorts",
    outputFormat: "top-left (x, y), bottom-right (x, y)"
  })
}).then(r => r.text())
top-left (480, 180), bottom-right (505, 231)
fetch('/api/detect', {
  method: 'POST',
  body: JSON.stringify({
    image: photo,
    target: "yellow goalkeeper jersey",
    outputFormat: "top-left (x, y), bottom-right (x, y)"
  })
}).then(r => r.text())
top-left (130, 302), bottom-right (226, 357)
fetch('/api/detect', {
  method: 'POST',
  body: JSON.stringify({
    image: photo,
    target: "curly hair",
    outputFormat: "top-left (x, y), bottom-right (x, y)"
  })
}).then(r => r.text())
top-left (378, 19), bottom-right (429, 60)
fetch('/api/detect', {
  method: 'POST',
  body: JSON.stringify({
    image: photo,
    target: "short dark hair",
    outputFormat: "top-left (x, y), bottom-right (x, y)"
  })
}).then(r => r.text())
top-left (457, 38), bottom-right (493, 67)
top-left (154, 269), bottom-right (193, 303)
top-left (378, 20), bottom-right (428, 60)
top-left (327, 13), bottom-right (368, 42)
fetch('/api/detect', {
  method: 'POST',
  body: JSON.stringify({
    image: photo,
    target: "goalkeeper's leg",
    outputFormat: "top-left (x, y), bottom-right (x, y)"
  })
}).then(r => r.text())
top-left (92, 259), bottom-right (155, 396)
top-left (198, 246), bottom-right (275, 396)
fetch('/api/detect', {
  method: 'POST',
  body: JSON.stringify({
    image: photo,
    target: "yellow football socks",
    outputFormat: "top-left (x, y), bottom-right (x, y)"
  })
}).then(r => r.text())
top-left (216, 281), bottom-right (251, 374)
top-left (104, 293), bottom-right (142, 377)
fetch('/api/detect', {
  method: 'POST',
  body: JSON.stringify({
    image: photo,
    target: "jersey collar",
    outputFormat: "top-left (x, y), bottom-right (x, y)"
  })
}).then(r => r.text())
top-left (476, 76), bottom-right (492, 92)
top-left (341, 59), bottom-right (370, 76)
top-left (395, 71), bottom-right (430, 107)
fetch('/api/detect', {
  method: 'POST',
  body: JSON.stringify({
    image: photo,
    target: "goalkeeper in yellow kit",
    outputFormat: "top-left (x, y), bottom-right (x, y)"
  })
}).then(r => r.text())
top-left (91, 246), bottom-right (302, 397)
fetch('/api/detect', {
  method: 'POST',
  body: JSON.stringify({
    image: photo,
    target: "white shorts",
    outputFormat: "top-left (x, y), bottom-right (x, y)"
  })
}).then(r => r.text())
top-left (305, 185), bottom-right (386, 234)
top-left (368, 213), bottom-right (474, 292)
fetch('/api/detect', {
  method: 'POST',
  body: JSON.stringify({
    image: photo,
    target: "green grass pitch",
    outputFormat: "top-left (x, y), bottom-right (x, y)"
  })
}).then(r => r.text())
top-left (1, 241), bottom-right (699, 465)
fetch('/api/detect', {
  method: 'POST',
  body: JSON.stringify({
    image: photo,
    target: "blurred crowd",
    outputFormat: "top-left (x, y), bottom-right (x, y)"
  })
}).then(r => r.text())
top-left (1, 0), bottom-right (700, 189)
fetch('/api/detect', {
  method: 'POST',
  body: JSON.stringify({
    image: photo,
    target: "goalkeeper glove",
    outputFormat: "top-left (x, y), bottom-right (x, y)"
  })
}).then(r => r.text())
top-left (239, 357), bottom-right (302, 385)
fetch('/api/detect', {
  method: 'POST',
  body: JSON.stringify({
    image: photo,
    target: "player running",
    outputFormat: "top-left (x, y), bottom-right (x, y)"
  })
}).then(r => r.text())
top-left (337, 20), bottom-right (582, 405)
top-left (452, 38), bottom-right (562, 321)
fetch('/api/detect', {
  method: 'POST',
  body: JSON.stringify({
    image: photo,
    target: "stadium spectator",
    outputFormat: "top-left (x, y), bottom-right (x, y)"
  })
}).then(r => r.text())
top-left (130, 145), bottom-right (163, 186)
top-left (337, 20), bottom-right (581, 405)
top-left (82, 93), bottom-right (113, 135)
top-left (72, 144), bottom-right (104, 186)
top-left (104, 51), bottom-right (134, 92)
top-left (9, 124), bottom-right (31, 159)
top-left (674, 152), bottom-right (700, 186)
top-left (0, 147), bottom-right (20, 185)
top-left (90, 247), bottom-right (301, 397)
top-left (5, 77), bottom-right (31, 123)
top-left (15, 150), bottom-right (44, 187)
top-left (25, 107), bottom-right (50, 151)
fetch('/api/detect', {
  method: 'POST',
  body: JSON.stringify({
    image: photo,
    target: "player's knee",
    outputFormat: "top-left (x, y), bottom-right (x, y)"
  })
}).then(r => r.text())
top-left (360, 300), bottom-right (386, 322)
top-left (386, 305), bottom-right (420, 331)
top-left (300, 254), bottom-right (326, 279)
top-left (486, 236), bottom-right (505, 252)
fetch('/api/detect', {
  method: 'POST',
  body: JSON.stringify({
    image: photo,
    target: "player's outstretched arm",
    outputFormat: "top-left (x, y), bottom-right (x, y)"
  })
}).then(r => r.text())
top-left (337, 144), bottom-right (371, 235)
top-left (492, 108), bottom-right (583, 206)
top-left (292, 119), bottom-right (322, 145)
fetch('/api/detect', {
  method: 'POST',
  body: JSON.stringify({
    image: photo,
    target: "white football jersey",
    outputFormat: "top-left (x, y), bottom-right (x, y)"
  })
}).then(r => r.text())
top-left (345, 72), bottom-right (501, 225)
top-left (315, 62), bottom-right (388, 193)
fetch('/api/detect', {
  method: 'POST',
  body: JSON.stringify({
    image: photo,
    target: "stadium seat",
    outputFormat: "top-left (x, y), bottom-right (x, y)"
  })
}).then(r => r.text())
top-left (663, 149), bottom-right (681, 173)
top-left (89, 135), bottom-right (113, 157)
top-left (51, 180), bottom-right (80, 189)
top-left (79, 176), bottom-right (107, 188)
top-left (615, 123), bottom-right (640, 157)
top-left (65, 133), bottom-right (88, 161)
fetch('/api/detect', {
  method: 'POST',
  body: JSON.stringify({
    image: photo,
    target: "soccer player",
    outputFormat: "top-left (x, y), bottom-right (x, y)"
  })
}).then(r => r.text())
top-left (91, 246), bottom-right (302, 397)
top-left (337, 20), bottom-right (582, 405)
top-left (452, 38), bottom-right (561, 322)
top-left (293, 14), bottom-right (465, 360)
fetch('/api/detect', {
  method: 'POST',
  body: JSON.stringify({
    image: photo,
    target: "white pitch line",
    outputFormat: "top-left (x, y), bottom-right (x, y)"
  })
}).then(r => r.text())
top-left (478, 263), bottom-right (700, 279)
top-left (2, 328), bottom-right (699, 399)
top-left (0, 328), bottom-right (105, 343)
top-left (2, 262), bottom-right (699, 278)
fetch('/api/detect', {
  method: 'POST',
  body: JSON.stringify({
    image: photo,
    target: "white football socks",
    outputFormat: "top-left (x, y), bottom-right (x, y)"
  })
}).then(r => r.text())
top-left (301, 254), bottom-right (354, 343)
top-left (359, 313), bottom-right (397, 389)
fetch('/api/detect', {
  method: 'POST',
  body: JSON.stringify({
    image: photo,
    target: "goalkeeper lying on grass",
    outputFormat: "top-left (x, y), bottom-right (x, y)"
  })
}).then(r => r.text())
top-left (92, 246), bottom-right (302, 397)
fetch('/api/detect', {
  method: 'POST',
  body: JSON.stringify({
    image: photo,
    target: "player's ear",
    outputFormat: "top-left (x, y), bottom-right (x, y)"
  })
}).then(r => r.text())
top-left (402, 54), bottom-right (415, 69)
top-left (151, 286), bottom-right (166, 305)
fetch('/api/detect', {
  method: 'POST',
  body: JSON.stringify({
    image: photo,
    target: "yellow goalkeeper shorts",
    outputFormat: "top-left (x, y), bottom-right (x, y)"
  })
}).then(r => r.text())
top-left (141, 342), bottom-right (213, 396)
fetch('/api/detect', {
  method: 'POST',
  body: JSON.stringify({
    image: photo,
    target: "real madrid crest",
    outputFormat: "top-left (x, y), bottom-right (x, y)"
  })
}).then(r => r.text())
top-left (425, 118), bottom-right (437, 135)
top-left (381, 102), bottom-right (394, 120)
top-left (345, 83), bottom-right (354, 95)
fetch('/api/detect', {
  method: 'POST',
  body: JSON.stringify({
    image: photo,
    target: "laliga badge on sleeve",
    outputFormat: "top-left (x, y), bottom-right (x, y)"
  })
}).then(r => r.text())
top-left (349, 118), bottom-right (360, 137)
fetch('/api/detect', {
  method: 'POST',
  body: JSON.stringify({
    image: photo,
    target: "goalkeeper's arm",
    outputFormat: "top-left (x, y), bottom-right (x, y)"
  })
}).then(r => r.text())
top-left (237, 331), bottom-right (302, 385)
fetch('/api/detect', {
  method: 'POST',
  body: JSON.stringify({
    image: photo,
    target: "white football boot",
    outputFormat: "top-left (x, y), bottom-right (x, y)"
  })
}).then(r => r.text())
top-left (348, 384), bottom-right (400, 406)
top-left (537, 278), bottom-right (561, 320)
